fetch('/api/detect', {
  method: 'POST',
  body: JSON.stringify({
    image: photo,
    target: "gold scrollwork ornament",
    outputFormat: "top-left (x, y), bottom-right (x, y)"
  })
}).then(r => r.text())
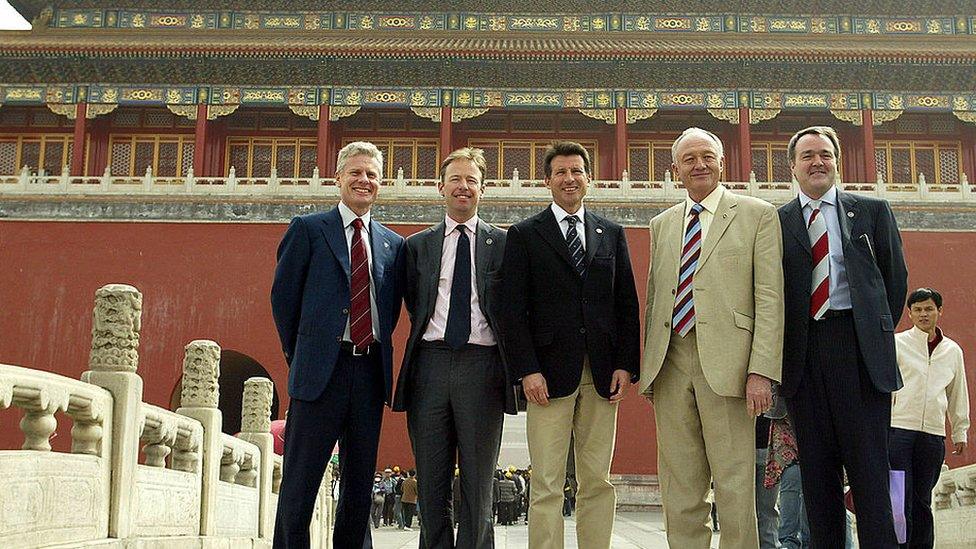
top-left (750, 109), bottom-right (780, 125)
top-left (451, 108), bottom-right (489, 123)
top-left (329, 106), bottom-right (361, 121)
top-left (289, 105), bottom-right (319, 121)
top-left (410, 107), bottom-right (441, 123)
top-left (829, 109), bottom-right (863, 126)
top-left (706, 108), bottom-right (739, 125)
top-left (578, 109), bottom-right (616, 125)
top-left (626, 109), bottom-right (657, 124)
top-left (167, 105), bottom-right (198, 120)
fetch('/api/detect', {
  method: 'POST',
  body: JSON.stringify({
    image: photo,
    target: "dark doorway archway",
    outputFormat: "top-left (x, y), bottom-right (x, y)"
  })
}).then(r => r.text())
top-left (168, 349), bottom-right (281, 435)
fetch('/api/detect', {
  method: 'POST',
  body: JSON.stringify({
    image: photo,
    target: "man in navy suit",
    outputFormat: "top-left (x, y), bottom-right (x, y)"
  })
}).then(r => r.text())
top-left (779, 126), bottom-right (907, 548)
top-left (271, 141), bottom-right (404, 548)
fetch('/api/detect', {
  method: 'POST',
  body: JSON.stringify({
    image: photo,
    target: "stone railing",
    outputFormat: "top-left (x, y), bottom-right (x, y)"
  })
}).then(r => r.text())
top-left (0, 165), bottom-right (972, 204)
top-left (0, 284), bottom-right (334, 548)
top-left (933, 462), bottom-right (976, 548)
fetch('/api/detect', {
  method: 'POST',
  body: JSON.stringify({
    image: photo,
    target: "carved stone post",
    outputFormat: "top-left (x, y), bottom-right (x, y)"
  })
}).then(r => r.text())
top-left (176, 339), bottom-right (222, 536)
top-left (80, 283), bottom-right (144, 539)
top-left (238, 376), bottom-right (275, 539)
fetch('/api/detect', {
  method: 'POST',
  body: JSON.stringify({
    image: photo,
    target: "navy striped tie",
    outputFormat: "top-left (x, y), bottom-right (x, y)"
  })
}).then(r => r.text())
top-left (565, 215), bottom-right (585, 277)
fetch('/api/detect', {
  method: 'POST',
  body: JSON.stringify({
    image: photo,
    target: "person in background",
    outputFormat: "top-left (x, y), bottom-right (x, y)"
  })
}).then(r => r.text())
top-left (891, 287), bottom-right (970, 548)
top-left (401, 470), bottom-right (419, 530)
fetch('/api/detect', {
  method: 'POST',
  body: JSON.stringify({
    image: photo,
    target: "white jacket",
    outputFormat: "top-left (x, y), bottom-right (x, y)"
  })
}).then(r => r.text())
top-left (892, 326), bottom-right (969, 443)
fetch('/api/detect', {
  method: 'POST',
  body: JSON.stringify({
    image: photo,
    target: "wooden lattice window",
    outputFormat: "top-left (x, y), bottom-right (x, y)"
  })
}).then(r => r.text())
top-left (750, 142), bottom-right (792, 183)
top-left (875, 141), bottom-right (962, 187)
top-left (344, 138), bottom-right (439, 180)
top-left (0, 134), bottom-right (72, 175)
top-left (627, 141), bottom-right (674, 181)
top-left (225, 137), bottom-right (317, 178)
top-left (109, 134), bottom-right (194, 177)
top-left (469, 139), bottom-right (599, 180)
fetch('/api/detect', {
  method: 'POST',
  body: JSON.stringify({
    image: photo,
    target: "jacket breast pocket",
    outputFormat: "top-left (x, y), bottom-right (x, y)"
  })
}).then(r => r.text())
top-left (733, 310), bottom-right (755, 333)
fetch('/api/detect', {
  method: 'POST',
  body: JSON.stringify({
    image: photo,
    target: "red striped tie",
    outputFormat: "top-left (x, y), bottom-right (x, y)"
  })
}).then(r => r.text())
top-left (349, 218), bottom-right (374, 349)
top-left (808, 201), bottom-right (830, 319)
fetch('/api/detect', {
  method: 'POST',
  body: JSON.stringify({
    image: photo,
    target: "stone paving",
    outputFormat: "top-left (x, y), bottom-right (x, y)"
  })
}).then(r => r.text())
top-left (370, 510), bottom-right (721, 548)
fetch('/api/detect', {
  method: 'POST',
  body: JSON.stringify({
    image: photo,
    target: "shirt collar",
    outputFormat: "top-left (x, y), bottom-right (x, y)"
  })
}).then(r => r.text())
top-left (338, 201), bottom-right (371, 229)
top-left (551, 202), bottom-right (585, 224)
top-left (685, 184), bottom-right (724, 216)
top-left (445, 215), bottom-right (479, 235)
top-left (798, 185), bottom-right (837, 209)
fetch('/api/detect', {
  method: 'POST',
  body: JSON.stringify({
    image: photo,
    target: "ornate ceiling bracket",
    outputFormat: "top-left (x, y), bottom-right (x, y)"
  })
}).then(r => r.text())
top-left (952, 111), bottom-right (976, 125)
top-left (410, 107), bottom-right (441, 123)
top-left (289, 105), bottom-right (319, 121)
top-left (750, 109), bottom-right (781, 125)
top-left (207, 105), bottom-right (239, 120)
top-left (578, 109), bottom-right (616, 125)
top-left (167, 105), bottom-right (198, 120)
top-left (830, 109), bottom-right (863, 126)
top-left (626, 108), bottom-right (657, 124)
top-left (452, 108), bottom-right (489, 123)
top-left (706, 108), bottom-right (739, 125)
top-left (47, 103), bottom-right (77, 119)
top-left (329, 106), bottom-right (361, 121)
top-left (872, 110), bottom-right (903, 126)
top-left (86, 104), bottom-right (118, 119)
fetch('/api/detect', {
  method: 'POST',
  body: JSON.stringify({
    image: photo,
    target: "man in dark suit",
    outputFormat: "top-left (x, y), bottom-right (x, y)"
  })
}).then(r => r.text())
top-left (499, 141), bottom-right (640, 549)
top-left (392, 147), bottom-right (515, 548)
top-left (271, 141), bottom-right (404, 548)
top-left (779, 126), bottom-right (908, 548)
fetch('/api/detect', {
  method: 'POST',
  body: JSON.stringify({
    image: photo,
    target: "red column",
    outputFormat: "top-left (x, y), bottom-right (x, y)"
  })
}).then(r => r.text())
top-left (192, 104), bottom-right (208, 177)
top-left (439, 106), bottom-right (453, 161)
top-left (317, 104), bottom-right (332, 175)
top-left (862, 109), bottom-right (877, 183)
top-left (615, 107), bottom-right (627, 179)
top-left (738, 107), bottom-right (752, 182)
top-left (70, 103), bottom-right (87, 176)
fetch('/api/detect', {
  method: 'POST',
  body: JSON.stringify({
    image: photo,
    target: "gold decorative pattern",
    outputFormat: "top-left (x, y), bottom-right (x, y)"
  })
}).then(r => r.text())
top-left (749, 108), bottom-right (781, 124)
top-left (830, 109), bottom-right (863, 126)
top-left (410, 107), bottom-right (441, 122)
top-left (626, 108), bottom-right (657, 124)
top-left (451, 108), bottom-right (489, 123)
top-left (578, 109), bottom-right (616, 125)
top-left (86, 104), bottom-right (118, 119)
top-left (706, 108), bottom-right (739, 125)
top-left (47, 103), bottom-right (77, 119)
top-left (952, 111), bottom-right (976, 125)
top-left (329, 106), bottom-right (361, 121)
top-left (167, 105), bottom-right (198, 120)
top-left (289, 105), bottom-right (319, 121)
top-left (206, 104), bottom-right (239, 120)
top-left (872, 110), bottom-right (903, 125)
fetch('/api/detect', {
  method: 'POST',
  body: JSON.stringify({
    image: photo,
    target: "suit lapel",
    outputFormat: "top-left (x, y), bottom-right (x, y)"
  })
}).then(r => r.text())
top-left (781, 197), bottom-right (811, 257)
top-left (475, 219), bottom-right (495, 302)
top-left (664, 204), bottom-right (685, 274)
top-left (321, 207), bottom-right (351, 280)
top-left (836, 190), bottom-right (858, 254)
top-left (369, 219), bottom-right (392, 291)
top-left (424, 222), bottom-right (446, 313)
top-left (698, 190), bottom-right (737, 268)
top-left (533, 208), bottom-right (576, 271)
top-left (583, 211), bottom-right (603, 269)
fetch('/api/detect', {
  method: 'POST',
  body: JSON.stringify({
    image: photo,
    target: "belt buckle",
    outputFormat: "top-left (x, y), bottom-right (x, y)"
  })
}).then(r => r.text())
top-left (351, 344), bottom-right (368, 357)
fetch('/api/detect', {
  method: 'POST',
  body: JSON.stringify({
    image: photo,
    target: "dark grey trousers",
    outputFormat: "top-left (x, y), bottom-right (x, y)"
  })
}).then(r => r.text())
top-left (407, 342), bottom-right (506, 549)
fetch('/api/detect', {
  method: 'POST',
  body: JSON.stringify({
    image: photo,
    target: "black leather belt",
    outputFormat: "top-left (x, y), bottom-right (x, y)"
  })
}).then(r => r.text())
top-left (339, 341), bottom-right (378, 356)
top-left (819, 309), bottom-right (852, 319)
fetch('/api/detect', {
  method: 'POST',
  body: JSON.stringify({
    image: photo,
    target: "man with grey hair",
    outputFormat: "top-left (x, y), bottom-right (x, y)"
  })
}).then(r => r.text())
top-left (272, 141), bottom-right (405, 548)
top-left (641, 127), bottom-right (785, 547)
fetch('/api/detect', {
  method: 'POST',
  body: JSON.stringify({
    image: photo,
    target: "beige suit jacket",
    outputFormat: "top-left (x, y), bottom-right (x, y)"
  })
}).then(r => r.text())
top-left (639, 188), bottom-right (785, 398)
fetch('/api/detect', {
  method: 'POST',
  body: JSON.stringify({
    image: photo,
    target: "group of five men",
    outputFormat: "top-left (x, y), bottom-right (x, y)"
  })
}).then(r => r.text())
top-left (270, 124), bottom-right (913, 548)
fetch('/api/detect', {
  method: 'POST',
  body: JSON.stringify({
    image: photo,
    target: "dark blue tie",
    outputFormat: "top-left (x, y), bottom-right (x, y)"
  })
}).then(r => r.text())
top-left (565, 215), bottom-right (586, 277)
top-left (444, 225), bottom-right (471, 349)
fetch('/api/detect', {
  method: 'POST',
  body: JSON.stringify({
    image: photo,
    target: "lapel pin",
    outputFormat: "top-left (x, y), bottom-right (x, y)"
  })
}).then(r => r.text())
top-left (383, 241), bottom-right (390, 248)
top-left (847, 212), bottom-right (855, 218)
top-left (486, 238), bottom-right (493, 245)
top-left (723, 213), bottom-right (728, 219)
top-left (596, 228), bottom-right (604, 234)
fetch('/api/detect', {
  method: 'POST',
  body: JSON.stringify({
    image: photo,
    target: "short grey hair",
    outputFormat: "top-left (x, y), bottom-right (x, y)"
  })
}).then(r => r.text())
top-left (671, 127), bottom-right (725, 163)
top-left (336, 141), bottom-right (384, 176)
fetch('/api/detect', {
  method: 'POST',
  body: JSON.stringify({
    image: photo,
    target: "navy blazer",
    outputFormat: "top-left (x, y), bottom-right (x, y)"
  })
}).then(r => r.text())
top-left (498, 207), bottom-right (641, 400)
top-left (779, 190), bottom-right (908, 397)
top-left (271, 206), bottom-right (404, 403)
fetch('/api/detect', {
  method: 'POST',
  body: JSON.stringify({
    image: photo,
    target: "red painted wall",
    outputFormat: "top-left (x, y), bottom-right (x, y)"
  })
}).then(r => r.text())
top-left (0, 220), bottom-right (973, 473)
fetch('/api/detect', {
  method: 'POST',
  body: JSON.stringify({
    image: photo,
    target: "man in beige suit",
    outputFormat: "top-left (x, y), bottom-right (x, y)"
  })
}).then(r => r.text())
top-left (641, 127), bottom-right (785, 548)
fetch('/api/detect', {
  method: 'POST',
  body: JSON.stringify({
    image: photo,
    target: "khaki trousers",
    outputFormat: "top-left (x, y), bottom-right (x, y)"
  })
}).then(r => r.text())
top-left (653, 329), bottom-right (758, 549)
top-left (526, 362), bottom-right (618, 549)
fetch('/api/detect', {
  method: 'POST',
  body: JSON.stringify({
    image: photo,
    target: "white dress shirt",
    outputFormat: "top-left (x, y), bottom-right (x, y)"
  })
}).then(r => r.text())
top-left (422, 215), bottom-right (496, 346)
top-left (682, 184), bottom-right (724, 242)
top-left (338, 201), bottom-right (379, 342)
top-left (551, 202), bottom-right (586, 251)
top-left (798, 186), bottom-right (852, 310)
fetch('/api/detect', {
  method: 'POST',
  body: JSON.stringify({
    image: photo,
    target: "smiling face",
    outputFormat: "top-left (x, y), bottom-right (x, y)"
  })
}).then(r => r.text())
top-left (439, 158), bottom-right (484, 223)
top-left (545, 154), bottom-right (589, 214)
top-left (336, 154), bottom-right (381, 216)
top-left (791, 133), bottom-right (839, 200)
top-left (908, 298), bottom-right (941, 334)
top-left (672, 134), bottom-right (723, 203)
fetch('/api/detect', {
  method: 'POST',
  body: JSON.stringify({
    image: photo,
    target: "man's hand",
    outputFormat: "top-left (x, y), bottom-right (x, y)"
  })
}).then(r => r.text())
top-left (522, 373), bottom-right (549, 406)
top-left (745, 374), bottom-right (773, 416)
top-left (609, 369), bottom-right (632, 402)
top-left (953, 441), bottom-right (967, 455)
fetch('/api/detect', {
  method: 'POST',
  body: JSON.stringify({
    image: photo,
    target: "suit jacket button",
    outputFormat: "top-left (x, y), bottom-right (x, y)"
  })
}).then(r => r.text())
top-left (342, 308), bottom-right (349, 315)
top-left (336, 336), bottom-right (341, 342)
top-left (671, 289), bottom-right (676, 295)
top-left (664, 322), bottom-right (670, 328)
top-left (579, 327), bottom-right (586, 334)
